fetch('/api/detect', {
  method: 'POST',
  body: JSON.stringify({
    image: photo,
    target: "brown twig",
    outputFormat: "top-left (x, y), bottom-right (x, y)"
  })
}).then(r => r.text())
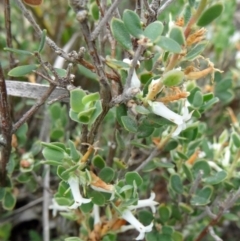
top-left (11, 85), bottom-right (56, 133)
top-left (91, 0), bottom-right (122, 41)
top-left (194, 187), bottom-right (240, 241)
top-left (4, 0), bottom-right (16, 69)
top-left (69, 1), bottom-right (112, 152)
top-left (0, 63), bottom-right (12, 187)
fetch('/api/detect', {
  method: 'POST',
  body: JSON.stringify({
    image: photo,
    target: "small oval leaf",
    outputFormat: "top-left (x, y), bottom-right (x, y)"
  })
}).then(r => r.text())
top-left (125, 171), bottom-right (143, 186)
top-left (197, 3), bottom-right (224, 27)
top-left (203, 171), bottom-right (227, 185)
top-left (121, 116), bottom-right (138, 133)
top-left (38, 29), bottom-right (47, 52)
top-left (4, 47), bottom-right (33, 56)
top-left (170, 174), bottom-right (183, 194)
top-left (123, 10), bottom-right (143, 38)
top-left (143, 21), bottom-right (163, 43)
top-left (162, 69), bottom-right (184, 87)
top-left (157, 36), bottom-right (182, 53)
top-left (169, 26), bottom-right (185, 45)
top-left (111, 18), bottom-right (132, 50)
top-left (8, 64), bottom-right (38, 77)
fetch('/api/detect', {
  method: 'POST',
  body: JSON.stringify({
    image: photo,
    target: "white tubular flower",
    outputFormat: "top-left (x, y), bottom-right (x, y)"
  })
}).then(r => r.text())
top-left (49, 198), bottom-right (69, 217)
top-left (68, 176), bottom-right (91, 209)
top-left (150, 101), bottom-right (192, 136)
top-left (121, 209), bottom-right (153, 240)
top-left (123, 58), bottom-right (141, 88)
top-left (129, 192), bottom-right (158, 213)
top-left (222, 147), bottom-right (230, 167)
top-left (92, 204), bottom-right (101, 225)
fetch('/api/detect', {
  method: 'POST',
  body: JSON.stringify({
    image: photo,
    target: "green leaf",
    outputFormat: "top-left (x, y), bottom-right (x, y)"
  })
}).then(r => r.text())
top-left (40, 160), bottom-right (62, 166)
top-left (38, 29), bottom-right (47, 52)
top-left (154, 160), bottom-right (175, 169)
top-left (164, 140), bottom-right (178, 151)
top-left (185, 41), bottom-right (208, 61)
top-left (157, 36), bottom-right (182, 53)
top-left (78, 64), bottom-right (98, 80)
top-left (54, 68), bottom-right (67, 77)
top-left (68, 140), bottom-right (81, 162)
top-left (90, 2), bottom-right (99, 20)
top-left (137, 124), bottom-right (154, 138)
top-left (172, 231), bottom-right (183, 241)
top-left (159, 204), bottom-right (171, 222)
top-left (203, 171), bottom-right (227, 185)
top-left (162, 226), bottom-right (173, 235)
top-left (190, 186), bottom-right (213, 206)
top-left (3, 191), bottom-right (16, 210)
top-left (80, 202), bottom-right (94, 213)
top-left (143, 21), bottom-right (163, 43)
top-left (200, 97), bottom-right (219, 112)
top-left (116, 104), bottom-right (127, 127)
top-left (197, 3), bottom-right (224, 27)
top-left (0, 188), bottom-right (6, 201)
top-left (8, 64), bottom-right (38, 77)
top-left (90, 190), bottom-right (105, 206)
top-left (65, 237), bottom-right (84, 241)
top-left (4, 47), bottom-right (33, 56)
top-left (102, 233), bottom-right (117, 241)
top-left (125, 171), bottom-right (143, 186)
top-left (99, 167), bottom-right (115, 183)
top-left (70, 89), bottom-right (85, 113)
top-left (192, 160), bottom-right (211, 178)
top-left (231, 132), bottom-right (240, 148)
top-left (170, 174), bottom-right (183, 194)
top-left (92, 155), bottom-right (106, 169)
top-left (82, 92), bottom-right (100, 105)
top-left (123, 10), bottom-right (143, 38)
top-left (121, 116), bottom-right (138, 133)
top-left (192, 91), bottom-right (203, 108)
top-left (16, 173), bottom-right (31, 183)
top-left (89, 100), bottom-right (103, 125)
top-left (179, 202), bottom-right (194, 214)
top-left (54, 197), bottom-right (72, 206)
top-left (169, 26), bottom-right (185, 45)
top-left (57, 166), bottom-right (70, 181)
top-left (105, 57), bottom-right (130, 70)
top-left (113, 159), bottom-right (127, 170)
top-left (115, 130), bottom-right (125, 150)
top-left (42, 147), bottom-right (64, 162)
top-left (182, 164), bottom-right (193, 182)
top-left (138, 210), bottom-right (154, 225)
top-left (111, 18), bottom-right (132, 50)
top-left (51, 129), bottom-right (64, 140)
top-left (162, 69), bottom-right (184, 87)
top-left (135, 105), bottom-right (150, 115)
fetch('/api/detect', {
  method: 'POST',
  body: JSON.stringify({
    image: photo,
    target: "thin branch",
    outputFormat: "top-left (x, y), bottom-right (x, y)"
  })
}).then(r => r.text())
top-left (69, 1), bottom-right (112, 151)
top-left (15, 0), bottom-right (70, 61)
top-left (0, 197), bottom-right (43, 224)
top-left (208, 227), bottom-right (223, 241)
top-left (125, 44), bottom-right (146, 90)
top-left (143, 0), bottom-right (154, 14)
top-left (39, 112), bottom-right (51, 241)
top-left (135, 148), bottom-right (159, 172)
top-left (0, 63), bottom-right (12, 187)
top-left (189, 170), bottom-right (203, 196)
top-left (91, 0), bottom-right (122, 41)
top-left (194, 187), bottom-right (240, 241)
top-left (11, 85), bottom-right (56, 133)
top-left (4, 0), bottom-right (16, 69)
top-left (136, 0), bottom-right (143, 17)
top-left (157, 0), bottom-right (176, 15)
